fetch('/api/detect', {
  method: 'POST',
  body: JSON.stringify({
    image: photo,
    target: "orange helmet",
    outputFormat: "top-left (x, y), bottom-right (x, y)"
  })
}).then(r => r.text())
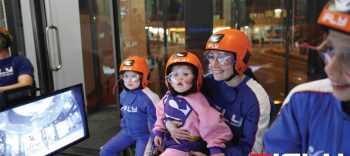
top-left (318, 0), bottom-right (350, 34)
top-left (119, 56), bottom-right (150, 88)
top-left (205, 29), bottom-right (252, 75)
top-left (165, 52), bottom-right (203, 91)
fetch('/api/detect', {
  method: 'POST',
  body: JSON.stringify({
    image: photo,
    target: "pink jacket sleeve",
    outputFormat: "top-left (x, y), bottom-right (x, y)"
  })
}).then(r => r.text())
top-left (152, 96), bottom-right (167, 137)
top-left (187, 93), bottom-right (233, 149)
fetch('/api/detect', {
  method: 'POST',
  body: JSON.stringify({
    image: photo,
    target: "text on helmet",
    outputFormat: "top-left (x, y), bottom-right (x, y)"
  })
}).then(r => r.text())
top-left (322, 12), bottom-right (348, 27)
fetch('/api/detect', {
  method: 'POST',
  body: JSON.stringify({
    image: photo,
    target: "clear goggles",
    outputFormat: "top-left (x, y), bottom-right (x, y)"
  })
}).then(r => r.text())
top-left (121, 72), bottom-right (141, 83)
top-left (318, 45), bottom-right (350, 75)
top-left (166, 67), bottom-right (194, 84)
top-left (204, 50), bottom-right (235, 66)
top-left (295, 39), bottom-right (350, 76)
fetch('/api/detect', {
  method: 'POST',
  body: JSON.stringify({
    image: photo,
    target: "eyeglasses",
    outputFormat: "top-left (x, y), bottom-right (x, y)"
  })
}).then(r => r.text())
top-left (166, 69), bottom-right (194, 84)
top-left (319, 46), bottom-right (350, 75)
top-left (204, 50), bottom-right (235, 66)
top-left (121, 73), bottom-right (141, 83)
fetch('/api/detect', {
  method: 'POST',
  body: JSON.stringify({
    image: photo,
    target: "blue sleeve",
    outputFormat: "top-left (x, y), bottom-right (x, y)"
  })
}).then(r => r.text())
top-left (263, 93), bottom-right (307, 154)
top-left (147, 99), bottom-right (157, 142)
top-left (18, 56), bottom-right (34, 76)
top-left (227, 99), bottom-right (260, 156)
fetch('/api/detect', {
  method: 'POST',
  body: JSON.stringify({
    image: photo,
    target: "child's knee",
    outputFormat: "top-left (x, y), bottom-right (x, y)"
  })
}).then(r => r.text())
top-left (100, 145), bottom-right (121, 156)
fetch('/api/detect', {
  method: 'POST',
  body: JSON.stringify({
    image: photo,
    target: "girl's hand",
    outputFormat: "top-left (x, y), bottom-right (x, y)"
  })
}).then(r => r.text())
top-left (154, 136), bottom-right (163, 147)
top-left (165, 120), bottom-right (191, 144)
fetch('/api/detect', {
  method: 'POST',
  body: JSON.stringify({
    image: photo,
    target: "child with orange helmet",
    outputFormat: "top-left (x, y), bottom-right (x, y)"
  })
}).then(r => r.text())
top-left (264, 0), bottom-right (350, 154)
top-left (165, 29), bottom-right (271, 156)
top-left (100, 56), bottom-right (160, 156)
top-left (153, 52), bottom-right (232, 156)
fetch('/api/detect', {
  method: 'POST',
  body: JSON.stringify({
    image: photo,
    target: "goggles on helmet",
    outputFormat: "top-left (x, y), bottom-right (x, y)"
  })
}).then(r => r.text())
top-left (166, 67), bottom-right (194, 84)
top-left (121, 72), bottom-right (141, 83)
top-left (204, 50), bottom-right (235, 66)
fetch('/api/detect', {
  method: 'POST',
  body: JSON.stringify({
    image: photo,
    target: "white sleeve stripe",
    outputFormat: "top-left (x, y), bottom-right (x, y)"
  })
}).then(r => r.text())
top-left (246, 79), bottom-right (271, 153)
top-left (143, 136), bottom-right (153, 156)
top-left (282, 79), bottom-right (332, 107)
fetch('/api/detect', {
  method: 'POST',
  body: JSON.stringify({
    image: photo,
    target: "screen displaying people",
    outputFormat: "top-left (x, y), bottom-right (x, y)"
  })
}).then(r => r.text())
top-left (0, 84), bottom-right (88, 156)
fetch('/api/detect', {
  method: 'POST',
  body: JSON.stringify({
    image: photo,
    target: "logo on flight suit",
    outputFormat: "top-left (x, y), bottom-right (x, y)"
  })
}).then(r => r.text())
top-left (163, 96), bottom-right (192, 125)
top-left (216, 106), bottom-right (243, 127)
top-left (121, 106), bottom-right (138, 112)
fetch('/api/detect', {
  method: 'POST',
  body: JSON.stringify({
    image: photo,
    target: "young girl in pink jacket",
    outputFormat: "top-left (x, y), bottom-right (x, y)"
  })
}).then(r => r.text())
top-left (153, 52), bottom-right (232, 156)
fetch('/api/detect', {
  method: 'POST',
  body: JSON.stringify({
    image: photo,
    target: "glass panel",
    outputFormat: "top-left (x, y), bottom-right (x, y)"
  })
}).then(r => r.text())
top-left (145, 0), bottom-right (168, 95)
top-left (145, 0), bottom-right (186, 96)
top-left (79, 0), bottom-right (116, 109)
top-left (95, 0), bottom-right (116, 106)
top-left (0, 0), bottom-right (5, 27)
top-left (290, 0), bottom-right (328, 84)
top-left (79, 2), bottom-right (97, 109)
top-left (249, 0), bottom-right (285, 104)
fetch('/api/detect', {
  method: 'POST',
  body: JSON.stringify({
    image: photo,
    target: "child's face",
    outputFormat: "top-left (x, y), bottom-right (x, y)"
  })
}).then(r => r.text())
top-left (122, 71), bottom-right (141, 90)
top-left (324, 30), bottom-right (350, 101)
top-left (168, 65), bottom-right (194, 93)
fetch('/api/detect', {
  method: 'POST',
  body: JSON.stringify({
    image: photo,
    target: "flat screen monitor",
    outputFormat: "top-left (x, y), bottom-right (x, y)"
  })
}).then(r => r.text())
top-left (0, 84), bottom-right (89, 156)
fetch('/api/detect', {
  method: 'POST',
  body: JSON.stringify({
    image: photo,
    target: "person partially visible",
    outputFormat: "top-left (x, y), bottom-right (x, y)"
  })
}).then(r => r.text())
top-left (263, 0), bottom-right (350, 155)
top-left (166, 29), bottom-right (271, 156)
top-left (0, 27), bottom-right (34, 91)
top-left (153, 52), bottom-right (232, 156)
top-left (100, 56), bottom-right (159, 156)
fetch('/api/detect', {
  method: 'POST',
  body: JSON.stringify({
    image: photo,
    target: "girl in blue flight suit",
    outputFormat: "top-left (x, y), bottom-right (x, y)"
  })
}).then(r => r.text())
top-left (100, 56), bottom-right (160, 156)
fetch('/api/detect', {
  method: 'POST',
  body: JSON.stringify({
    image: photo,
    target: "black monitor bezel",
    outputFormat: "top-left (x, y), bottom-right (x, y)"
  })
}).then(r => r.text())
top-left (0, 83), bottom-right (90, 156)
top-left (0, 85), bottom-right (33, 109)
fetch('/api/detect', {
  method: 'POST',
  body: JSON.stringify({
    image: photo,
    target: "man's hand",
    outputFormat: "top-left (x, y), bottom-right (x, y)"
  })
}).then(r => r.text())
top-left (165, 120), bottom-right (191, 144)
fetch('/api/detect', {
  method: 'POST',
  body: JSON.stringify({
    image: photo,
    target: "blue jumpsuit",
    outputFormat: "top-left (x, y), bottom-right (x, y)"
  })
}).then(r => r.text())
top-left (202, 74), bottom-right (271, 156)
top-left (264, 79), bottom-right (350, 155)
top-left (100, 87), bottom-right (159, 156)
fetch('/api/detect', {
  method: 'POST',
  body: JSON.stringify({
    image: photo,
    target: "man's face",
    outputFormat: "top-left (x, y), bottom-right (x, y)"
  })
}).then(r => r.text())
top-left (324, 30), bottom-right (350, 101)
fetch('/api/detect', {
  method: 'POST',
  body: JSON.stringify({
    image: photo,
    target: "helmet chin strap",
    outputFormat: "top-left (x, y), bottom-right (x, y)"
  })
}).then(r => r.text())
top-left (224, 71), bottom-right (237, 82)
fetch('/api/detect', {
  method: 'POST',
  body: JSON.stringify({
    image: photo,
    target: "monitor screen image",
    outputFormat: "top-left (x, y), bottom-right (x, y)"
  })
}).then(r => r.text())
top-left (0, 84), bottom-right (89, 156)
